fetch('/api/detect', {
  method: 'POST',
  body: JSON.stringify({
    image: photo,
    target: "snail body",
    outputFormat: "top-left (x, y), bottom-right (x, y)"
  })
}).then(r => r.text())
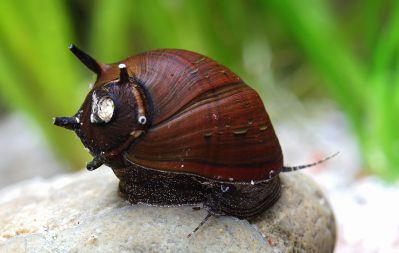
top-left (54, 46), bottom-right (328, 221)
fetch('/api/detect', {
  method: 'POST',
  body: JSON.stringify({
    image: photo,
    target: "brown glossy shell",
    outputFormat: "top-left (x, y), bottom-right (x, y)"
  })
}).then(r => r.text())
top-left (98, 49), bottom-right (283, 182)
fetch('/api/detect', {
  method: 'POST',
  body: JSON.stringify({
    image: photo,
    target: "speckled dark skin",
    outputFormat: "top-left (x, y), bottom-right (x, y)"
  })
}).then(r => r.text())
top-left (114, 164), bottom-right (281, 218)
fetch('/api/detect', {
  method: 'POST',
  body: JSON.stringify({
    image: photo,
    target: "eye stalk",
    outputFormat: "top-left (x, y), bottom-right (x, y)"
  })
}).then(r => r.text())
top-left (118, 63), bottom-right (129, 83)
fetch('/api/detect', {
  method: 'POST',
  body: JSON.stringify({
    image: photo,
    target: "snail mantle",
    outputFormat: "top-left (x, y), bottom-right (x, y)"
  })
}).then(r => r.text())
top-left (0, 169), bottom-right (336, 253)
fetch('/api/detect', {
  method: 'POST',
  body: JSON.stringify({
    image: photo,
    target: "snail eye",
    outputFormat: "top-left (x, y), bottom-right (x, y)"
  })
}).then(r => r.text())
top-left (90, 95), bottom-right (115, 124)
top-left (138, 116), bottom-right (147, 125)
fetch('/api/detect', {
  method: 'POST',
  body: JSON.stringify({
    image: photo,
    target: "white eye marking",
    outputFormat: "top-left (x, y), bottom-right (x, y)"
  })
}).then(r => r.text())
top-left (91, 93), bottom-right (114, 123)
top-left (97, 97), bottom-right (114, 122)
top-left (118, 63), bottom-right (126, 69)
top-left (138, 116), bottom-right (147, 125)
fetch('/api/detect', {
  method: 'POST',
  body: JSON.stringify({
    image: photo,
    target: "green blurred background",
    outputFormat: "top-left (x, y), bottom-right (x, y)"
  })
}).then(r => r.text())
top-left (0, 0), bottom-right (397, 180)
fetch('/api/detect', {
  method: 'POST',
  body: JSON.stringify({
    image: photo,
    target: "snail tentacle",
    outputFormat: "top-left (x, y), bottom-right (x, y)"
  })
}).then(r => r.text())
top-left (282, 152), bottom-right (339, 172)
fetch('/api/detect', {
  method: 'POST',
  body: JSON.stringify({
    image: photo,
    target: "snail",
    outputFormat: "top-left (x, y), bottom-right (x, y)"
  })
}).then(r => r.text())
top-left (54, 45), bottom-right (336, 236)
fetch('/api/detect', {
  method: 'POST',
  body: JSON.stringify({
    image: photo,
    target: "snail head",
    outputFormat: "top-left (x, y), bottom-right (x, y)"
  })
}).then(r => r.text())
top-left (54, 45), bottom-right (148, 171)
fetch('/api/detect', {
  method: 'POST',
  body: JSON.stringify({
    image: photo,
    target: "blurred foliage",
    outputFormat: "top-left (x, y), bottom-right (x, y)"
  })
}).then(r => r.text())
top-left (0, 0), bottom-right (397, 180)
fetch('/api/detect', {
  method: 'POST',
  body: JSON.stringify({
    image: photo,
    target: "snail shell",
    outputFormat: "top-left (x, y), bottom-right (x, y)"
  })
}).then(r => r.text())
top-left (123, 49), bottom-right (283, 182)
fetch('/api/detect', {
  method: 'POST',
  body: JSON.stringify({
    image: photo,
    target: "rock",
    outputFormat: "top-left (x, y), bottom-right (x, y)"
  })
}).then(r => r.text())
top-left (0, 168), bottom-right (335, 253)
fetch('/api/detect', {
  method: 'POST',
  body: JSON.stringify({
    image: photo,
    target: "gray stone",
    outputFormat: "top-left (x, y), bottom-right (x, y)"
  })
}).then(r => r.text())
top-left (0, 168), bottom-right (335, 253)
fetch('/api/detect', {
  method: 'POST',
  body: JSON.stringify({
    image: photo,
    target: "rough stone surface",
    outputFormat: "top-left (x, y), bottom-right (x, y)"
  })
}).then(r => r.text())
top-left (0, 168), bottom-right (336, 253)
